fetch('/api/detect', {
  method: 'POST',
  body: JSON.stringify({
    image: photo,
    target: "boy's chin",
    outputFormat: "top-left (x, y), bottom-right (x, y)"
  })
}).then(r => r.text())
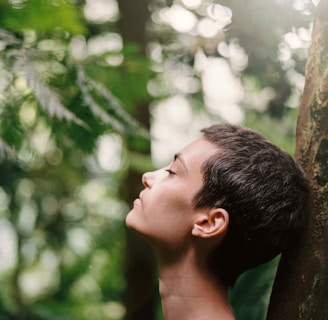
top-left (125, 210), bottom-right (142, 232)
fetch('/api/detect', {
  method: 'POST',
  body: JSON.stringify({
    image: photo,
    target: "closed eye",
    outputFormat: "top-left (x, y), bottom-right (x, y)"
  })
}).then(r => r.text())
top-left (165, 169), bottom-right (176, 175)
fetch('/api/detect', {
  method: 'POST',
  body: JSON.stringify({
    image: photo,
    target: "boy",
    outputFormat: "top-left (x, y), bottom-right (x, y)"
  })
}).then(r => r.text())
top-left (126, 124), bottom-right (310, 319)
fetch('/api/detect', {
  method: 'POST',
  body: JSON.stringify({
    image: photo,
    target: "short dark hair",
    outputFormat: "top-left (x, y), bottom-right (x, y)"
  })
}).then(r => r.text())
top-left (193, 124), bottom-right (311, 287)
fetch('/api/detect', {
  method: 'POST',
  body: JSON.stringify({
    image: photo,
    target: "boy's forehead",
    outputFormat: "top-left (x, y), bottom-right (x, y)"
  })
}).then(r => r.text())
top-left (182, 137), bottom-right (219, 153)
top-left (178, 138), bottom-right (219, 168)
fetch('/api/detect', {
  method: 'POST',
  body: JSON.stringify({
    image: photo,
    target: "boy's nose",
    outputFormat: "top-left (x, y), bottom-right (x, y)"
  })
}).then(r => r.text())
top-left (142, 171), bottom-right (153, 188)
top-left (142, 169), bottom-right (164, 188)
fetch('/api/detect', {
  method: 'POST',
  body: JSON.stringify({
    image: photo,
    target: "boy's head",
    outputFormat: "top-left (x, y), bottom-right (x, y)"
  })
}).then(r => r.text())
top-left (193, 124), bottom-right (310, 286)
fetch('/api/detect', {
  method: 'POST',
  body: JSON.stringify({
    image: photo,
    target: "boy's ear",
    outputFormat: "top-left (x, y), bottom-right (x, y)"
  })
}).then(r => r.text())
top-left (191, 208), bottom-right (229, 238)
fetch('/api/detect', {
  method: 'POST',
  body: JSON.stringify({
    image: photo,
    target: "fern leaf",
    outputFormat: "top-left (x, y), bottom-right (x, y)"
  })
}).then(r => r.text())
top-left (0, 138), bottom-right (17, 160)
top-left (24, 58), bottom-right (87, 129)
top-left (0, 28), bottom-right (20, 47)
top-left (77, 68), bottom-right (125, 131)
top-left (77, 68), bottom-right (148, 138)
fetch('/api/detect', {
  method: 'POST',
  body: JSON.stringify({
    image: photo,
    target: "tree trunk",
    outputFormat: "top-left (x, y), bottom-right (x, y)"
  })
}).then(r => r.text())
top-left (267, 2), bottom-right (328, 319)
top-left (117, 1), bottom-right (157, 320)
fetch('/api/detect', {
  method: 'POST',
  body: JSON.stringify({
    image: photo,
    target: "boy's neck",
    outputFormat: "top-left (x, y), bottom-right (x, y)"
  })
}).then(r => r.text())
top-left (157, 250), bottom-right (235, 320)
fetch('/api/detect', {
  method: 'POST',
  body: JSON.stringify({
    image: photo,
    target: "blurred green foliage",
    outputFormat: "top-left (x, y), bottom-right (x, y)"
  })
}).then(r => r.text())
top-left (0, 0), bottom-right (85, 34)
top-left (0, 0), bottom-right (314, 319)
top-left (0, 1), bottom-right (151, 319)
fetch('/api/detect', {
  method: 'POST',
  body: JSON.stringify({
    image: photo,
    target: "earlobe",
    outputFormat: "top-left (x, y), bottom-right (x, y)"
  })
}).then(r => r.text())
top-left (191, 208), bottom-right (229, 238)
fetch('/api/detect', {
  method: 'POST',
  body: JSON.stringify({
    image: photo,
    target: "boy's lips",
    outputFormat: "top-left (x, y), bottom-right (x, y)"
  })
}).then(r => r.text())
top-left (133, 198), bottom-right (142, 207)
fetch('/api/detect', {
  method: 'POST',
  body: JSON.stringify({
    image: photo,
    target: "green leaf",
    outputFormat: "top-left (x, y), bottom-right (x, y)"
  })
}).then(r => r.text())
top-left (77, 67), bottom-right (149, 139)
top-left (23, 56), bottom-right (87, 128)
top-left (0, 0), bottom-right (85, 35)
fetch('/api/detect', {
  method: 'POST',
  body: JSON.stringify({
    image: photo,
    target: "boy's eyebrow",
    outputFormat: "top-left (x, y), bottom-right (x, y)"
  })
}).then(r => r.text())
top-left (174, 153), bottom-right (188, 173)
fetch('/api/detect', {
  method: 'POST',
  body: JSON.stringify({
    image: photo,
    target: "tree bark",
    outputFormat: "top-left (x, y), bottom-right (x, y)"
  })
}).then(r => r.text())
top-left (267, 1), bottom-right (328, 319)
top-left (117, 1), bottom-right (157, 320)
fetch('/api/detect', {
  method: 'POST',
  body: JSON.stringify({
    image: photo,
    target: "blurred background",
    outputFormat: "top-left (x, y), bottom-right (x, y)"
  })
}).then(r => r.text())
top-left (0, 0), bottom-right (317, 319)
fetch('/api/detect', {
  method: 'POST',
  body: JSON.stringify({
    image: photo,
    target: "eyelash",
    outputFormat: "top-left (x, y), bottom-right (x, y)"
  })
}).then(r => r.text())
top-left (165, 169), bottom-right (176, 175)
